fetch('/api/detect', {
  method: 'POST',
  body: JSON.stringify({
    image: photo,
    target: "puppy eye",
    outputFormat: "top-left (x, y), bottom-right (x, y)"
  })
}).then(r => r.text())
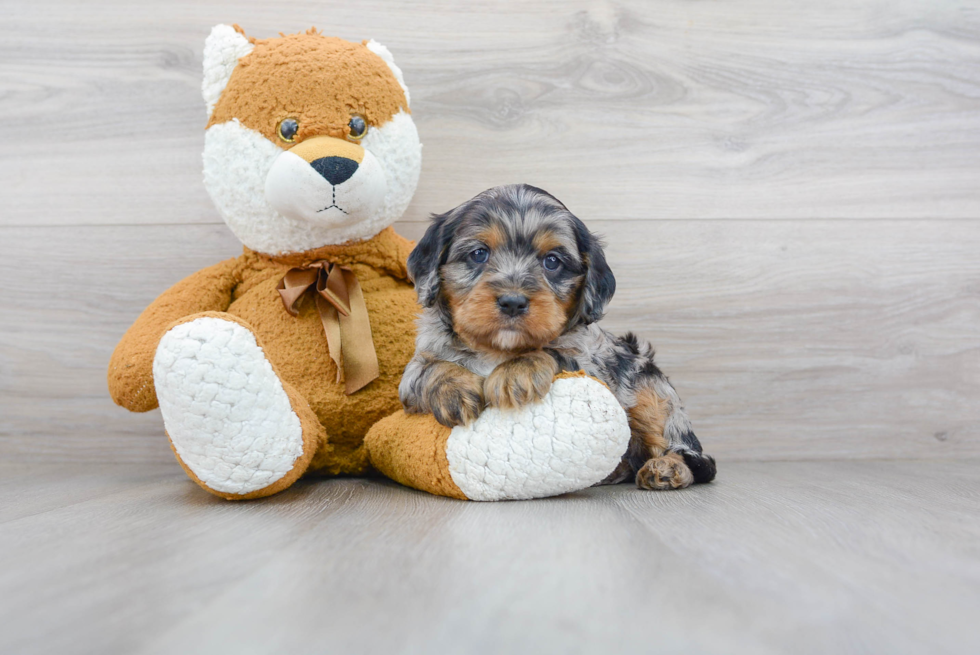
top-left (277, 118), bottom-right (299, 143)
top-left (543, 253), bottom-right (562, 271)
top-left (348, 115), bottom-right (368, 140)
top-left (469, 248), bottom-right (489, 264)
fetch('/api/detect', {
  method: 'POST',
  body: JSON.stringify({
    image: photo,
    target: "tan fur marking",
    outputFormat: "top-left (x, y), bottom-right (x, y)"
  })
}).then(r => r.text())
top-left (448, 279), bottom-right (507, 352)
top-left (288, 136), bottom-right (365, 164)
top-left (484, 350), bottom-right (558, 409)
top-left (523, 287), bottom-right (567, 346)
top-left (561, 278), bottom-right (582, 321)
top-left (208, 30), bottom-right (408, 146)
top-left (532, 229), bottom-right (563, 255)
top-left (628, 386), bottom-right (670, 456)
top-left (636, 452), bottom-right (694, 490)
top-left (478, 223), bottom-right (508, 251)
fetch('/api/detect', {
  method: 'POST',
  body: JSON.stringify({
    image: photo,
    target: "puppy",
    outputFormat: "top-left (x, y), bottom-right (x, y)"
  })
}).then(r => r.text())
top-left (400, 184), bottom-right (716, 490)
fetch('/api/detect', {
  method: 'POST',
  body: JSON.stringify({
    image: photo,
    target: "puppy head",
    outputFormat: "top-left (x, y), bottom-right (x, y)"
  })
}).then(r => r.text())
top-left (201, 25), bottom-right (421, 254)
top-left (408, 184), bottom-right (616, 353)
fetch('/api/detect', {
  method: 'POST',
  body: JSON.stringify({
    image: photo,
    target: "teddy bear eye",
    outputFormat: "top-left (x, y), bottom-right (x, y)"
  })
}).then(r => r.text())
top-left (348, 115), bottom-right (368, 140)
top-left (277, 118), bottom-right (299, 143)
top-left (469, 248), bottom-right (489, 264)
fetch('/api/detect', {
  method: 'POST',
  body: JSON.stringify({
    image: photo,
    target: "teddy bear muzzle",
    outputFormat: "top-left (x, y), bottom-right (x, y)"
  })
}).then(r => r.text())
top-left (265, 135), bottom-right (386, 228)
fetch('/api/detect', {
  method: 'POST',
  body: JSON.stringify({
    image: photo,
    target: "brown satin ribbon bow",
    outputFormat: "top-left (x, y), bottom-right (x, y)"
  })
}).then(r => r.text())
top-left (277, 261), bottom-right (379, 395)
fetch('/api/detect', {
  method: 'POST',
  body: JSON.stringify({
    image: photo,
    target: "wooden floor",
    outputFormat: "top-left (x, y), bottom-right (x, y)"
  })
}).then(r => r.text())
top-left (1, 460), bottom-right (978, 655)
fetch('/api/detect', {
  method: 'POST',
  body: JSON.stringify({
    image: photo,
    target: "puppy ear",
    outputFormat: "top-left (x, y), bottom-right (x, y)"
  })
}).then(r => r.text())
top-left (408, 211), bottom-right (453, 307)
top-left (571, 216), bottom-right (616, 325)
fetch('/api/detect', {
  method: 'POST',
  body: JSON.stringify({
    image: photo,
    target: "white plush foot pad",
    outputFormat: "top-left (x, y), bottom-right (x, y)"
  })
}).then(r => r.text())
top-left (153, 317), bottom-right (305, 496)
top-left (444, 377), bottom-right (631, 501)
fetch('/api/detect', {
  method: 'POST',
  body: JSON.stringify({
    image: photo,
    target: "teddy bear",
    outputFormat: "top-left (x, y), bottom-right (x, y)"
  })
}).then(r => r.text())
top-left (107, 24), bottom-right (630, 501)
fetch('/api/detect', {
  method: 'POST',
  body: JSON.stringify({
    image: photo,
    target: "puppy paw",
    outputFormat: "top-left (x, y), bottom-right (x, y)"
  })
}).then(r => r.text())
top-left (636, 452), bottom-right (694, 490)
top-left (424, 364), bottom-right (485, 427)
top-left (484, 351), bottom-right (558, 410)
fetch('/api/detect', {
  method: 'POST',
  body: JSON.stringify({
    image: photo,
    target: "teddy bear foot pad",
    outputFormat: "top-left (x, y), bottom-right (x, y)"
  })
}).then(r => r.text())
top-left (445, 376), bottom-right (631, 501)
top-left (153, 316), bottom-right (312, 498)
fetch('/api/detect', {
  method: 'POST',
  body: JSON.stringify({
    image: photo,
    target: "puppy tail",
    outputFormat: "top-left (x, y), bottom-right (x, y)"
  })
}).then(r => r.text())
top-left (682, 451), bottom-right (717, 484)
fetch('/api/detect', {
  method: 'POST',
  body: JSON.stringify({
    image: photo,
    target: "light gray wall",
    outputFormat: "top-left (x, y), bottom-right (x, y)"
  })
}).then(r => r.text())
top-left (2, 0), bottom-right (978, 462)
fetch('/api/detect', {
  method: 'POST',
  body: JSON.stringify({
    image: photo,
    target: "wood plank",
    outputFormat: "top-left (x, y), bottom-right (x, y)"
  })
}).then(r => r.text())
top-left (0, 461), bottom-right (977, 654)
top-left (607, 460), bottom-right (980, 654)
top-left (2, 0), bottom-right (979, 227)
top-left (0, 463), bottom-right (176, 524)
top-left (0, 466), bottom-right (369, 655)
top-left (1, 219), bottom-right (977, 462)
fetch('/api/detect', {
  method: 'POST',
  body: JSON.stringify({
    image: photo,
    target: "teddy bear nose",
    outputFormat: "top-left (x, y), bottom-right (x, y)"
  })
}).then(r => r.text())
top-left (497, 294), bottom-right (530, 317)
top-left (310, 156), bottom-right (359, 185)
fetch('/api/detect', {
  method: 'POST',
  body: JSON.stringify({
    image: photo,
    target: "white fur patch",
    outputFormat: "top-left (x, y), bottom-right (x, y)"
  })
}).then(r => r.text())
top-left (445, 377), bottom-right (631, 501)
top-left (203, 111), bottom-right (421, 254)
top-left (365, 39), bottom-right (410, 106)
top-left (357, 110), bottom-right (422, 233)
top-left (202, 25), bottom-right (253, 116)
top-left (153, 317), bottom-right (305, 495)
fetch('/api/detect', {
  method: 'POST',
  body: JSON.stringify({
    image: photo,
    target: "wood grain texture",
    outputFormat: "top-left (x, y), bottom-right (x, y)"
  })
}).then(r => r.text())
top-left (1, 0), bottom-right (979, 462)
top-left (2, 3), bottom-right (978, 653)
top-left (1, 219), bottom-right (977, 462)
top-left (1, 461), bottom-right (978, 655)
top-left (1, 0), bottom-right (980, 227)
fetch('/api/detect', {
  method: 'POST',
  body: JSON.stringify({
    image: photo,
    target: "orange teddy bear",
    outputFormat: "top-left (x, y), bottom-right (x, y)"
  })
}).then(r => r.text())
top-left (108, 25), bottom-right (630, 501)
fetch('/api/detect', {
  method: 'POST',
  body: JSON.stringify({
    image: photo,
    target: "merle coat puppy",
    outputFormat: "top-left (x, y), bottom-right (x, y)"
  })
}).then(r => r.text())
top-left (399, 184), bottom-right (716, 490)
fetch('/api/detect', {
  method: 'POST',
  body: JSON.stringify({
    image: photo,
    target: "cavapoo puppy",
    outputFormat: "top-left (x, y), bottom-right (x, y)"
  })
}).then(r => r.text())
top-left (400, 184), bottom-right (716, 490)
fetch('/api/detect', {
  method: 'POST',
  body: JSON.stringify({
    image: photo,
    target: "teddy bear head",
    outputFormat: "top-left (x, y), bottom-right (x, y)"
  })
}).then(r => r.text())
top-left (201, 25), bottom-right (422, 255)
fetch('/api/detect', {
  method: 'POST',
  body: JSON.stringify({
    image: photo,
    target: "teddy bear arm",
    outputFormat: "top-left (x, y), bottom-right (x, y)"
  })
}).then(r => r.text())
top-left (107, 257), bottom-right (242, 412)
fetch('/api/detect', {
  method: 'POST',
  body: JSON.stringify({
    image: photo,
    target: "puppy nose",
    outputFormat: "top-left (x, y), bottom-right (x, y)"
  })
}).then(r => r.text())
top-left (497, 294), bottom-right (529, 317)
top-left (310, 156), bottom-right (359, 185)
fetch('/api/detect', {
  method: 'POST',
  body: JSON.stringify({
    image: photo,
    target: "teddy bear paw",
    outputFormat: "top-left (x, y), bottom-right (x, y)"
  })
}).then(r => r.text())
top-left (152, 316), bottom-right (310, 498)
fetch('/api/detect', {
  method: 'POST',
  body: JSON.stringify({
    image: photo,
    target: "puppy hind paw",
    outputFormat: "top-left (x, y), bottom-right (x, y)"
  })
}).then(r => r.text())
top-left (636, 453), bottom-right (694, 490)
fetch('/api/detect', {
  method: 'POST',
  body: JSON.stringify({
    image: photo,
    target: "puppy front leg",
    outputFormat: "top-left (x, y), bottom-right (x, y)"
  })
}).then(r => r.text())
top-left (399, 354), bottom-right (485, 427)
top-left (484, 350), bottom-right (559, 410)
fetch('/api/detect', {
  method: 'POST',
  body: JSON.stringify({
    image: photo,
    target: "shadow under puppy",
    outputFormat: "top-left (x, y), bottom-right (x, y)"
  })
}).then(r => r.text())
top-left (400, 184), bottom-right (716, 490)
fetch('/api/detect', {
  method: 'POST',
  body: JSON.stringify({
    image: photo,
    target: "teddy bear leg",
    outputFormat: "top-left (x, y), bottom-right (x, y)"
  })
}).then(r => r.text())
top-left (366, 373), bottom-right (631, 501)
top-left (152, 313), bottom-right (324, 500)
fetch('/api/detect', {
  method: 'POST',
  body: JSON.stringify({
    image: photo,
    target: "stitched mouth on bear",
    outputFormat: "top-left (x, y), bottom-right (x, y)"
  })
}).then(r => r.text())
top-left (316, 185), bottom-right (349, 214)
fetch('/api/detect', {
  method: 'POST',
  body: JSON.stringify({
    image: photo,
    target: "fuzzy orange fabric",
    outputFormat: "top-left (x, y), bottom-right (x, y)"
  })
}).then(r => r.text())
top-left (108, 227), bottom-right (419, 477)
top-left (364, 412), bottom-right (466, 500)
top-left (208, 29), bottom-right (409, 145)
top-left (107, 258), bottom-right (241, 412)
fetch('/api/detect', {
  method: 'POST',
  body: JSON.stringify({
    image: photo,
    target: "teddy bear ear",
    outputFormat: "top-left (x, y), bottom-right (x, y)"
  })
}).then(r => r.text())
top-left (364, 39), bottom-right (410, 107)
top-left (202, 24), bottom-right (254, 116)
